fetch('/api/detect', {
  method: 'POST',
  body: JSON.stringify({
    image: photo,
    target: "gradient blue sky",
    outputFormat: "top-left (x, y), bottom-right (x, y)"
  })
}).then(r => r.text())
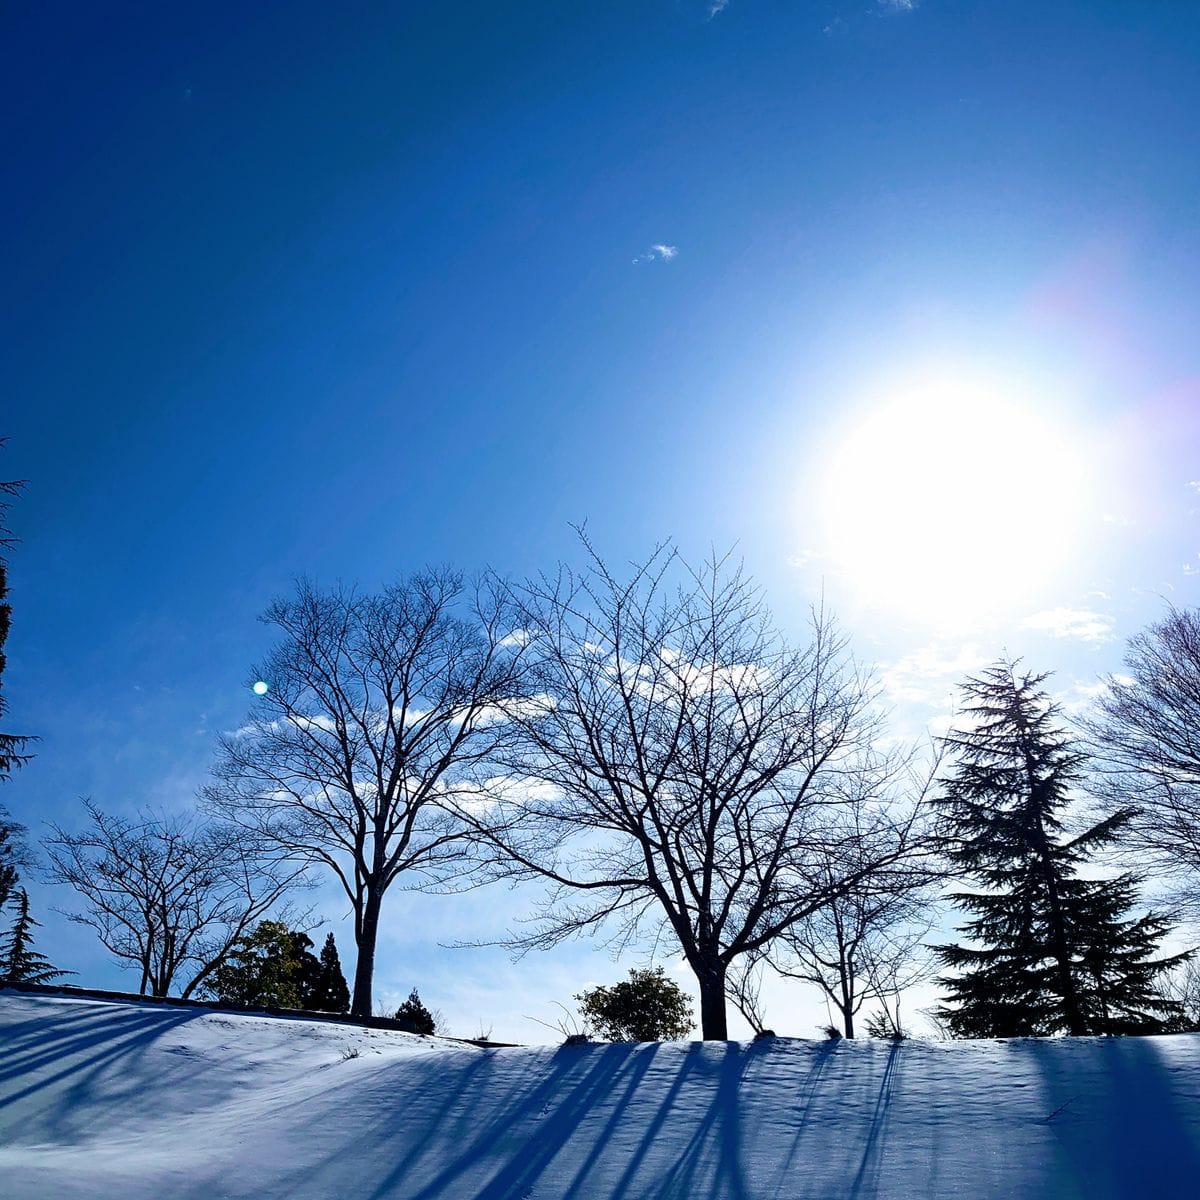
top-left (4, 1), bottom-right (1200, 1038)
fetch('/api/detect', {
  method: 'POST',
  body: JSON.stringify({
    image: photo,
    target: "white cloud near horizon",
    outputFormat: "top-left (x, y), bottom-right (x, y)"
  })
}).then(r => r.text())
top-left (1020, 606), bottom-right (1115, 643)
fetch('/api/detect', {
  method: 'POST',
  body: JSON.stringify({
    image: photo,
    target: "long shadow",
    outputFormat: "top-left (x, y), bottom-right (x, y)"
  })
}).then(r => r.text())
top-left (846, 1040), bottom-right (901, 1200)
top-left (265, 1045), bottom-right (506, 1199)
top-left (646, 1040), bottom-right (766, 1200)
top-left (1027, 1035), bottom-right (1200, 1200)
top-left (773, 1036), bottom-right (841, 1185)
top-left (1, 999), bottom-right (208, 1144)
top-left (560, 1043), bottom-right (661, 1200)
top-left (404, 1043), bottom-right (635, 1200)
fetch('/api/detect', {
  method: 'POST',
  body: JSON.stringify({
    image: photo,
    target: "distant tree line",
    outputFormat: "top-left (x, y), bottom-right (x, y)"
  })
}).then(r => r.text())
top-left (6, 442), bottom-right (1199, 1039)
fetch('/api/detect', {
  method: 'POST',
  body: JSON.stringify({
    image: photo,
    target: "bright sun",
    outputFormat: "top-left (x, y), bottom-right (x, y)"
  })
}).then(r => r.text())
top-left (819, 368), bottom-right (1089, 623)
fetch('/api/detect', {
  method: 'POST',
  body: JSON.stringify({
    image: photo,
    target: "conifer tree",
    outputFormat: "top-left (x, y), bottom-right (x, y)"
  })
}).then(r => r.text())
top-left (1, 461), bottom-right (34, 781)
top-left (0, 889), bottom-right (67, 985)
top-left (0, 812), bottom-right (21, 915)
top-left (935, 661), bottom-right (1187, 1037)
top-left (393, 988), bottom-right (437, 1035)
top-left (311, 932), bottom-right (350, 1014)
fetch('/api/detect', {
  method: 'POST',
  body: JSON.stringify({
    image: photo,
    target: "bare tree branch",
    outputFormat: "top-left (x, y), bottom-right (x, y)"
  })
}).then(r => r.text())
top-left (43, 800), bottom-right (304, 997)
top-left (459, 541), bottom-right (932, 1038)
top-left (205, 570), bottom-right (531, 1015)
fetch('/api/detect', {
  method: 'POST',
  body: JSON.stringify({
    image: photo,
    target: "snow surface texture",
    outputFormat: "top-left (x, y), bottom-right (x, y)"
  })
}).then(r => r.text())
top-left (2, 991), bottom-right (1199, 1199)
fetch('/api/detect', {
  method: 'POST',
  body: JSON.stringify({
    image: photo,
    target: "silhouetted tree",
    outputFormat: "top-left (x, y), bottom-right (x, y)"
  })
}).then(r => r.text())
top-left (935, 662), bottom-right (1187, 1037)
top-left (0, 453), bottom-right (34, 780)
top-left (577, 966), bottom-right (694, 1042)
top-left (465, 542), bottom-right (928, 1039)
top-left (1087, 606), bottom-right (1200, 916)
top-left (393, 988), bottom-right (437, 1035)
top-left (0, 809), bottom-right (24, 916)
top-left (768, 837), bottom-right (937, 1038)
top-left (208, 572), bottom-right (530, 1017)
top-left (44, 801), bottom-right (303, 998)
top-left (0, 889), bottom-right (68, 984)
top-left (312, 932), bottom-right (351, 1014)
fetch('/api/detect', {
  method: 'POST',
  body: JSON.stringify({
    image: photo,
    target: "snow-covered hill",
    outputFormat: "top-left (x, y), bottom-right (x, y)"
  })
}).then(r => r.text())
top-left (2, 990), bottom-right (1199, 1199)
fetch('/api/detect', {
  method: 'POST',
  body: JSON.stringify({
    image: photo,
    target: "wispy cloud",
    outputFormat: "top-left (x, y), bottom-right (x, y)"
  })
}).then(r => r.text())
top-left (633, 243), bottom-right (678, 264)
top-left (880, 644), bottom-right (988, 705)
top-left (1020, 606), bottom-right (1115, 643)
top-left (707, 0), bottom-right (729, 17)
top-left (877, 0), bottom-right (917, 11)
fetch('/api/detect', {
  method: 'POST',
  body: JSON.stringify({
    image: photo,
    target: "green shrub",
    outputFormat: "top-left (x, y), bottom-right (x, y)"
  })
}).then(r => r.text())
top-left (576, 967), bottom-right (694, 1042)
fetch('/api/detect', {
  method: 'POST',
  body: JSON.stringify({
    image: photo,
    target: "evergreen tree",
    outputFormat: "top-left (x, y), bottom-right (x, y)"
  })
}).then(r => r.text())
top-left (0, 811), bottom-right (22, 915)
top-left (1, 461), bottom-right (34, 781)
top-left (311, 932), bottom-right (350, 1014)
top-left (202, 921), bottom-right (350, 1012)
top-left (393, 988), bottom-right (437, 1035)
top-left (204, 921), bottom-right (316, 1009)
top-left (0, 889), bottom-right (68, 984)
top-left (935, 661), bottom-right (1187, 1037)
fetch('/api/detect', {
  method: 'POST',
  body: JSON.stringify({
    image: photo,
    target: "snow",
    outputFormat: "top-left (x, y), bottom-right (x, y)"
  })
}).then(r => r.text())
top-left (3, 990), bottom-right (1199, 1198)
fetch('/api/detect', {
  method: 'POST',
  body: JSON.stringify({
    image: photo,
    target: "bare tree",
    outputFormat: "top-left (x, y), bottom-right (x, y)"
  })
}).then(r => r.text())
top-left (44, 800), bottom-right (301, 997)
top-left (466, 543), bottom-right (927, 1039)
top-left (772, 865), bottom-right (937, 1038)
top-left (207, 571), bottom-right (529, 1017)
top-left (1087, 606), bottom-right (1200, 914)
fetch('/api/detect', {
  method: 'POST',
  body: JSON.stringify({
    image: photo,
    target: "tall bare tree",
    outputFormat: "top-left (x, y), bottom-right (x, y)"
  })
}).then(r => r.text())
top-left (207, 571), bottom-right (529, 1017)
top-left (1087, 605), bottom-right (1200, 915)
top-left (44, 800), bottom-right (301, 997)
top-left (467, 543), bottom-right (927, 1039)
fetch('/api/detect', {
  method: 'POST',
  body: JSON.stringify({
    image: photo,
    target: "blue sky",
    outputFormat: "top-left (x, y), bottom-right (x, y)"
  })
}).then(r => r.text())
top-left (4, 0), bottom-right (1200, 1038)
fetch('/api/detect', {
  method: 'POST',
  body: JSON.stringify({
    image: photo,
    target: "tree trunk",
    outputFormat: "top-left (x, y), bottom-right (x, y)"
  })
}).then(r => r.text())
top-left (696, 959), bottom-right (728, 1040)
top-left (351, 887), bottom-right (383, 1018)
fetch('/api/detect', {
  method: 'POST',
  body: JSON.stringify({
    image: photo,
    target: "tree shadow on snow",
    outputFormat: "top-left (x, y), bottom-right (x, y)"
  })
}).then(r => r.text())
top-left (1026, 1035), bottom-right (1200, 1200)
top-left (0, 999), bottom-right (208, 1145)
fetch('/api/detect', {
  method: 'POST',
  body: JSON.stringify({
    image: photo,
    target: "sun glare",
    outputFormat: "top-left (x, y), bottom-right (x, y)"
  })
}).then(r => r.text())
top-left (819, 368), bottom-right (1089, 624)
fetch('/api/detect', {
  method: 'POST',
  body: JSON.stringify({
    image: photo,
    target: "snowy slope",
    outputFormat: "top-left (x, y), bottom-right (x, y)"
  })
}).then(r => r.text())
top-left (2, 990), bottom-right (1199, 1199)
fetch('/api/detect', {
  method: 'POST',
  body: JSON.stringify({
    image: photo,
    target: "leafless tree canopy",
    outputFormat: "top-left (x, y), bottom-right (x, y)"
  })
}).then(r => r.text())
top-left (468, 543), bottom-right (928, 1039)
top-left (43, 800), bottom-right (301, 998)
top-left (1087, 605), bottom-right (1200, 914)
top-left (765, 834), bottom-right (938, 1038)
top-left (206, 570), bottom-right (529, 1016)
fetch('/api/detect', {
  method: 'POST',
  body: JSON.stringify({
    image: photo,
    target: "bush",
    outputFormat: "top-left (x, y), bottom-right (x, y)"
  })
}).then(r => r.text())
top-left (393, 988), bottom-right (437, 1035)
top-left (576, 966), bottom-right (694, 1042)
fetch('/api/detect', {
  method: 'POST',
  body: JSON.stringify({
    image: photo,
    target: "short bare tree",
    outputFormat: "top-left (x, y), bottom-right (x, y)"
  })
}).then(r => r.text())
top-left (769, 847), bottom-right (938, 1038)
top-left (1087, 605), bottom-right (1200, 915)
top-left (207, 571), bottom-right (529, 1017)
top-left (44, 800), bottom-right (301, 997)
top-left (467, 543), bottom-right (927, 1039)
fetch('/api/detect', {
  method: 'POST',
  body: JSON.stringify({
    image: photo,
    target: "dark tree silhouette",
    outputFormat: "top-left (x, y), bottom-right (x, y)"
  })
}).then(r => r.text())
top-left (393, 988), bottom-right (437, 1035)
top-left (935, 661), bottom-right (1187, 1037)
top-left (312, 932), bottom-right (351, 1014)
top-left (1, 889), bottom-right (68, 985)
top-left (0, 454), bottom-right (34, 780)
top-left (1087, 606), bottom-right (1200, 915)
top-left (466, 543), bottom-right (927, 1039)
top-left (207, 571), bottom-right (530, 1017)
top-left (766, 835), bottom-right (937, 1038)
top-left (44, 801), bottom-right (302, 998)
top-left (0, 810), bottom-right (24, 916)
